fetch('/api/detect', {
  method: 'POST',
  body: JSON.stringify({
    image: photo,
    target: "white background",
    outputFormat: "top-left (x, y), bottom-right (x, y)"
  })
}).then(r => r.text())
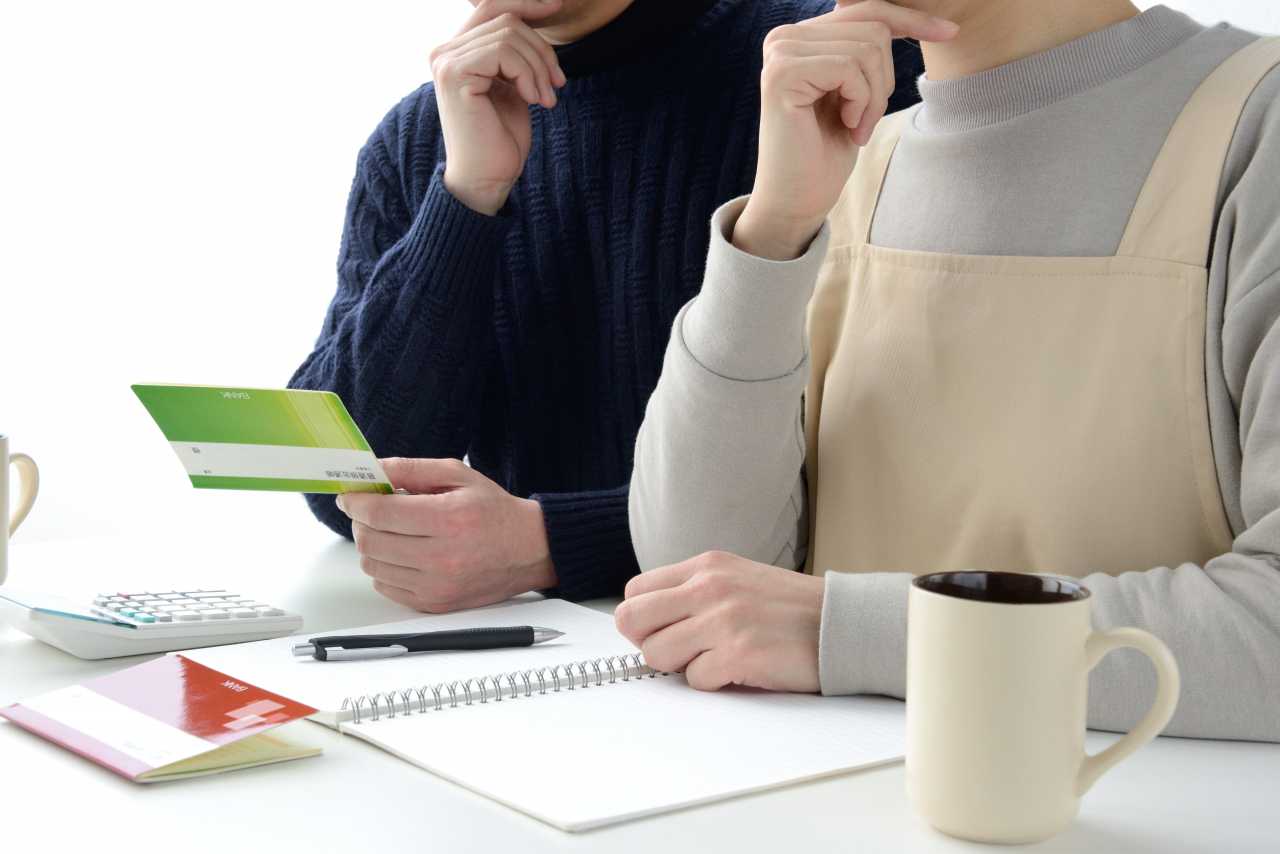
top-left (3, 0), bottom-right (1276, 548)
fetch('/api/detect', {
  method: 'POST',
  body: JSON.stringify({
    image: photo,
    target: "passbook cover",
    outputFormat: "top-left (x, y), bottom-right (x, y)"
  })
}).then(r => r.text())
top-left (132, 383), bottom-right (394, 494)
top-left (0, 655), bottom-right (321, 782)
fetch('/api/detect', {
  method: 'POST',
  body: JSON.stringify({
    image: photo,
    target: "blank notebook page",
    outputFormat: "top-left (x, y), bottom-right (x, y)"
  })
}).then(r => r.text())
top-left (182, 597), bottom-right (906, 830)
top-left (344, 673), bottom-right (905, 831)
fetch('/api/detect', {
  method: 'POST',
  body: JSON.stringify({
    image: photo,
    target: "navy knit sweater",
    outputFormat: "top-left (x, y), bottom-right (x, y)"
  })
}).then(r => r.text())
top-left (289, 0), bottom-right (924, 601)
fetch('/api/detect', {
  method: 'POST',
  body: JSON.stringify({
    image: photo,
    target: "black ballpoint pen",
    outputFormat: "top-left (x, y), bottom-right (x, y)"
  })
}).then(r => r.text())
top-left (291, 626), bottom-right (565, 661)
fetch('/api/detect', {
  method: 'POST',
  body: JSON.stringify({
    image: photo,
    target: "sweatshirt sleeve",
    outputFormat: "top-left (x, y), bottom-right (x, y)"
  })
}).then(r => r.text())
top-left (629, 197), bottom-right (829, 572)
top-left (288, 88), bottom-right (515, 538)
top-left (817, 71), bottom-right (1280, 744)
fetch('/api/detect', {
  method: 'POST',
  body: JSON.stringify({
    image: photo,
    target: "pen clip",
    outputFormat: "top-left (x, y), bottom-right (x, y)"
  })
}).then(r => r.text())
top-left (323, 644), bottom-right (409, 661)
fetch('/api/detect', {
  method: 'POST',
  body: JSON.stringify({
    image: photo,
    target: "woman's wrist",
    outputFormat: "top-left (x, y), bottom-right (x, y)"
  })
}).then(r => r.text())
top-left (731, 199), bottom-right (825, 261)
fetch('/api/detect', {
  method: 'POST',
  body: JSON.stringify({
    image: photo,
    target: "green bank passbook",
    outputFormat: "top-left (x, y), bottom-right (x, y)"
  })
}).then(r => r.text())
top-left (132, 384), bottom-right (393, 494)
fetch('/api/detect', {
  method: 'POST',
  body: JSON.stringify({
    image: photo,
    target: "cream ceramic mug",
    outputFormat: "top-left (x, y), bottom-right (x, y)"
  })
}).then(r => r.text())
top-left (906, 571), bottom-right (1179, 844)
top-left (1, 434), bottom-right (40, 586)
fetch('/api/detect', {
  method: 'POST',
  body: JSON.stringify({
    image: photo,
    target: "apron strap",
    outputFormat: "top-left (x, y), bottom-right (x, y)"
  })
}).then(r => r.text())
top-left (1117, 36), bottom-right (1280, 266)
top-left (843, 107), bottom-right (913, 246)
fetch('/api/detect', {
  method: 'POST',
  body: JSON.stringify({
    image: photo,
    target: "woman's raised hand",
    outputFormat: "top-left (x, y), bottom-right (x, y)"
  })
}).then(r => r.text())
top-left (733, 1), bottom-right (958, 261)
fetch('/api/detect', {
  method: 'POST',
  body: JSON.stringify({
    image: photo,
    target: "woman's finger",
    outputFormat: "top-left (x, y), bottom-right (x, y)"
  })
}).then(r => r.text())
top-left (637, 612), bottom-right (716, 675)
top-left (616, 583), bottom-right (701, 644)
top-left (817, 0), bottom-right (958, 42)
top-left (765, 52), bottom-right (877, 128)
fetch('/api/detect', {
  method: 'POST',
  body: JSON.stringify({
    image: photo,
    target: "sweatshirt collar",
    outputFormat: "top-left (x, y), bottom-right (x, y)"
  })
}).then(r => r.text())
top-left (915, 5), bottom-right (1204, 133)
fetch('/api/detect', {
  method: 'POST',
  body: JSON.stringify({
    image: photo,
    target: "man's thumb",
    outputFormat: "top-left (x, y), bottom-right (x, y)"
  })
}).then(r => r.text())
top-left (378, 457), bottom-right (470, 493)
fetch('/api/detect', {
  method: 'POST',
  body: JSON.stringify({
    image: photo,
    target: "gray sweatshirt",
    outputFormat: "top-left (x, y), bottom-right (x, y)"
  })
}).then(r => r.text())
top-left (629, 6), bottom-right (1280, 742)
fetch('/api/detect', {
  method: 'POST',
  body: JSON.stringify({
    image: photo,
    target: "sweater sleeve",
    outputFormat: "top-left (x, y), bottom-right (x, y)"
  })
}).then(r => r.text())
top-left (818, 70), bottom-right (1280, 744)
top-left (289, 89), bottom-right (516, 538)
top-left (533, 485), bottom-right (640, 600)
top-left (629, 197), bottom-right (828, 572)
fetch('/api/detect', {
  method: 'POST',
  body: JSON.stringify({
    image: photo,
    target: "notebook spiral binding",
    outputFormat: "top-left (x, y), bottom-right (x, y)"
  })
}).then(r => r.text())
top-left (339, 653), bottom-right (659, 724)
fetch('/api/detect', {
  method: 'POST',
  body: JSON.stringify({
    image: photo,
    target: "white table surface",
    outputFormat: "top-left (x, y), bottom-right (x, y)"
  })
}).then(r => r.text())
top-left (3, 512), bottom-right (1278, 854)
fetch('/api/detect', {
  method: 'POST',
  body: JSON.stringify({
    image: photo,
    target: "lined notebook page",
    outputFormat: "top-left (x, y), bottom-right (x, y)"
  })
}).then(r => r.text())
top-left (344, 672), bottom-right (905, 831)
top-left (179, 599), bottom-right (628, 722)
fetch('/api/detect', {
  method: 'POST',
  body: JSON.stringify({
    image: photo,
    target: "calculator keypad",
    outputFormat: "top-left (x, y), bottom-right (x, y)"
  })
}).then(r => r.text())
top-left (90, 590), bottom-right (293, 628)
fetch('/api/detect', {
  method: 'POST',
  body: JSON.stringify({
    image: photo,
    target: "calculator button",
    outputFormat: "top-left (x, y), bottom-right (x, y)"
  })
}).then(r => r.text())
top-left (203, 610), bottom-right (230, 619)
top-left (172, 611), bottom-right (202, 620)
top-left (119, 608), bottom-right (139, 616)
top-left (235, 601), bottom-right (265, 609)
top-left (170, 599), bottom-right (199, 606)
top-left (187, 604), bottom-right (212, 611)
top-left (93, 597), bottom-right (111, 606)
top-left (228, 608), bottom-right (258, 618)
top-left (133, 613), bottom-right (156, 623)
top-left (105, 603), bottom-right (126, 612)
top-left (117, 592), bottom-right (148, 598)
top-left (254, 607), bottom-right (284, 616)
top-left (152, 613), bottom-right (173, 622)
top-left (157, 594), bottom-right (183, 600)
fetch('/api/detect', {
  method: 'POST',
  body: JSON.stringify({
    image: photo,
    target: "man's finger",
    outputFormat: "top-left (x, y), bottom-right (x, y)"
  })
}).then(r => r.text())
top-left (379, 457), bottom-right (474, 494)
top-left (455, 29), bottom-right (557, 106)
top-left (340, 491), bottom-right (451, 535)
top-left (447, 12), bottom-right (566, 90)
top-left (817, 0), bottom-right (958, 42)
top-left (370, 577), bottom-right (428, 612)
top-left (360, 554), bottom-right (441, 594)
top-left (458, 0), bottom-right (563, 35)
top-left (351, 521), bottom-right (438, 564)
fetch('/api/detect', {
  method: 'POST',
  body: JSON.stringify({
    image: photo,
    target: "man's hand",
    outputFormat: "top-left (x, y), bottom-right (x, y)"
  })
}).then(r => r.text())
top-left (614, 552), bottom-right (826, 693)
top-left (336, 457), bottom-right (557, 613)
top-left (432, 0), bottom-right (568, 215)
top-left (733, 1), bottom-right (958, 261)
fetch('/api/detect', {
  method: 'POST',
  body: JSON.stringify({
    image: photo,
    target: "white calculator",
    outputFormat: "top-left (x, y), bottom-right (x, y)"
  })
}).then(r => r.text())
top-left (0, 587), bottom-right (303, 660)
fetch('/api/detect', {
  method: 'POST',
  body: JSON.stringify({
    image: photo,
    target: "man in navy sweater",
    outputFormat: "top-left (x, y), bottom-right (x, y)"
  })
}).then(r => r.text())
top-left (288, 0), bottom-right (923, 612)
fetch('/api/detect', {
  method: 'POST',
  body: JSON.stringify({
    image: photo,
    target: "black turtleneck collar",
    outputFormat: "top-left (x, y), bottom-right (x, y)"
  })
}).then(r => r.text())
top-left (553, 0), bottom-right (721, 77)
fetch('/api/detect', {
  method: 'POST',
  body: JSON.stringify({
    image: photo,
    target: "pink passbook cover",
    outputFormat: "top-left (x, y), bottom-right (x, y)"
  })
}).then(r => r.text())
top-left (1, 654), bottom-right (317, 781)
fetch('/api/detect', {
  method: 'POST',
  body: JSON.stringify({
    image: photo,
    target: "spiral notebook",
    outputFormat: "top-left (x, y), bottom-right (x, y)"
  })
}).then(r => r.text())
top-left (181, 599), bottom-right (906, 831)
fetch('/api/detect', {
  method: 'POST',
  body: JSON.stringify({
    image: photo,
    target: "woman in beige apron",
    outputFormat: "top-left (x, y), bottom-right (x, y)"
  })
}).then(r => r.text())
top-left (620, 0), bottom-right (1280, 743)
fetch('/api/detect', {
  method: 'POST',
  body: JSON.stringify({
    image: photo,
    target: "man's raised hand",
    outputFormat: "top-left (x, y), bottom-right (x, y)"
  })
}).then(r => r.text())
top-left (733, 0), bottom-right (958, 261)
top-left (432, 0), bottom-right (568, 215)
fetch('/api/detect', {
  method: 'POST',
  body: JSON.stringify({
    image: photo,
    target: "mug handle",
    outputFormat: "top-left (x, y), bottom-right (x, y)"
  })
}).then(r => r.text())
top-left (9, 452), bottom-right (39, 537)
top-left (1076, 627), bottom-right (1180, 796)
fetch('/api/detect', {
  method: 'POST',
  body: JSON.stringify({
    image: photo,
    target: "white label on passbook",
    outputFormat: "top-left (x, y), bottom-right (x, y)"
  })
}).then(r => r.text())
top-left (169, 441), bottom-right (391, 484)
top-left (24, 685), bottom-right (215, 770)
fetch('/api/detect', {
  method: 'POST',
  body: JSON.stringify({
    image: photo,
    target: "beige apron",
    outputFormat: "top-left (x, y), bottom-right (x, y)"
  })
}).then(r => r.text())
top-left (804, 37), bottom-right (1280, 580)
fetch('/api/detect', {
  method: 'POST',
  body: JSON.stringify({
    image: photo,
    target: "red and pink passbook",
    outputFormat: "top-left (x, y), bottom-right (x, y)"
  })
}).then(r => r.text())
top-left (1, 654), bottom-right (320, 781)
